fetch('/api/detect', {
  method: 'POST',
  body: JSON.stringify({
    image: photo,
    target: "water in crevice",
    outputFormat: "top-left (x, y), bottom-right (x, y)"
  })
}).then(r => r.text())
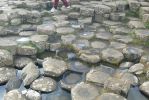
top-left (127, 86), bottom-right (148, 100)
top-left (0, 86), bottom-right (6, 100)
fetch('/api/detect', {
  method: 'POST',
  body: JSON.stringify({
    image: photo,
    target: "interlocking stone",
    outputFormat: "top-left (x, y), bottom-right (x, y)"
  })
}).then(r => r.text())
top-left (21, 62), bottom-right (40, 86)
top-left (43, 57), bottom-right (68, 77)
top-left (96, 93), bottom-right (127, 100)
top-left (0, 49), bottom-right (13, 66)
top-left (56, 27), bottom-right (75, 35)
top-left (0, 67), bottom-right (16, 84)
top-left (140, 81), bottom-right (149, 96)
top-left (101, 48), bottom-right (124, 65)
top-left (135, 29), bottom-right (149, 41)
top-left (1, 0), bottom-right (149, 99)
top-left (86, 67), bottom-right (112, 85)
top-left (71, 82), bottom-right (99, 100)
top-left (37, 24), bottom-right (56, 35)
top-left (31, 77), bottom-right (57, 92)
top-left (4, 89), bottom-right (26, 100)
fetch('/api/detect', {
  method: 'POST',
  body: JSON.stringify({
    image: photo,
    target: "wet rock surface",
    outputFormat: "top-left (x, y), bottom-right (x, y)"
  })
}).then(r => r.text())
top-left (0, 67), bottom-right (16, 84)
top-left (4, 89), bottom-right (27, 100)
top-left (101, 48), bottom-right (124, 65)
top-left (42, 57), bottom-right (68, 77)
top-left (0, 0), bottom-right (149, 100)
top-left (71, 82), bottom-right (99, 100)
top-left (31, 77), bottom-right (57, 92)
top-left (96, 93), bottom-right (127, 100)
top-left (21, 62), bottom-right (40, 86)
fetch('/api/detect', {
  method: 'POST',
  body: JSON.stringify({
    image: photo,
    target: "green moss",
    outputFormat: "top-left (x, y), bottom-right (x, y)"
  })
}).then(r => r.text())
top-left (128, 31), bottom-right (149, 47)
top-left (26, 41), bottom-right (43, 53)
top-left (126, 10), bottom-right (139, 18)
top-left (144, 22), bottom-right (149, 29)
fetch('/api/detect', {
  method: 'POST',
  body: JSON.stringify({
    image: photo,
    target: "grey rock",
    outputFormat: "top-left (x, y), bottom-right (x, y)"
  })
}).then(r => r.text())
top-left (0, 49), bottom-right (13, 66)
top-left (140, 81), bottom-right (149, 96)
top-left (79, 31), bottom-right (95, 40)
top-left (78, 17), bottom-right (92, 24)
top-left (60, 71), bottom-right (83, 90)
top-left (14, 57), bottom-right (33, 69)
top-left (61, 34), bottom-right (76, 45)
top-left (71, 82), bottom-right (99, 100)
top-left (0, 67), bottom-right (16, 84)
top-left (0, 14), bottom-right (9, 26)
top-left (101, 48), bottom-right (124, 65)
top-left (94, 5), bottom-right (111, 14)
top-left (128, 0), bottom-right (140, 11)
top-left (96, 31), bottom-right (112, 41)
top-left (17, 45), bottom-right (37, 56)
top-left (56, 27), bottom-right (75, 35)
top-left (37, 24), bottom-right (56, 35)
top-left (112, 35), bottom-right (133, 44)
top-left (91, 41), bottom-right (107, 49)
top-left (80, 7), bottom-right (94, 17)
top-left (31, 35), bottom-right (49, 52)
top-left (86, 67), bottom-right (111, 85)
top-left (129, 63), bottom-right (144, 75)
top-left (123, 47), bottom-right (143, 62)
top-left (72, 39), bottom-right (90, 51)
top-left (109, 42), bottom-right (127, 51)
top-left (121, 73), bottom-right (138, 86)
top-left (6, 77), bottom-right (22, 92)
top-left (21, 62), bottom-right (40, 86)
top-left (4, 89), bottom-right (26, 100)
top-left (79, 49), bottom-right (101, 63)
top-left (142, 14), bottom-right (149, 23)
top-left (31, 77), bottom-right (57, 92)
top-left (22, 89), bottom-right (41, 100)
top-left (43, 57), bottom-right (68, 77)
top-left (104, 77), bottom-right (130, 95)
top-left (119, 62), bottom-right (134, 69)
top-left (96, 93), bottom-right (126, 100)
top-left (128, 21), bottom-right (145, 29)
top-left (68, 12), bottom-right (80, 19)
top-left (135, 29), bottom-right (149, 41)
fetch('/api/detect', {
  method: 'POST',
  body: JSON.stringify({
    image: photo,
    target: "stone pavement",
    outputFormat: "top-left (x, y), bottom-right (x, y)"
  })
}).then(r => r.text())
top-left (0, 0), bottom-right (149, 100)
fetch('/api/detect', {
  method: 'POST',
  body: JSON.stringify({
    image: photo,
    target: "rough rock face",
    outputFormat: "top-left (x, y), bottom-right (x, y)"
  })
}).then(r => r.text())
top-left (128, 63), bottom-right (144, 75)
top-left (56, 27), bottom-right (75, 35)
top-left (61, 34), bottom-right (76, 44)
top-left (4, 89), bottom-right (27, 100)
top-left (1, 0), bottom-right (149, 99)
top-left (14, 56), bottom-right (33, 69)
top-left (79, 53), bottom-right (101, 63)
top-left (0, 49), bottom-right (13, 66)
top-left (31, 77), bottom-right (57, 92)
top-left (30, 35), bottom-right (49, 52)
top-left (22, 89), bottom-right (41, 100)
top-left (37, 24), bottom-right (56, 35)
top-left (119, 62), bottom-right (134, 69)
top-left (71, 82), bottom-right (99, 100)
top-left (135, 29), bottom-right (149, 41)
top-left (120, 73), bottom-right (138, 86)
top-left (101, 48), bottom-right (124, 65)
top-left (140, 81), bottom-right (149, 96)
top-left (86, 67), bottom-right (111, 85)
top-left (0, 67), bottom-right (16, 84)
top-left (42, 57), bottom-right (68, 77)
top-left (104, 77), bottom-right (130, 95)
top-left (17, 45), bottom-right (37, 56)
top-left (96, 93), bottom-right (127, 100)
top-left (123, 47), bottom-right (143, 62)
top-left (21, 62), bottom-right (40, 86)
